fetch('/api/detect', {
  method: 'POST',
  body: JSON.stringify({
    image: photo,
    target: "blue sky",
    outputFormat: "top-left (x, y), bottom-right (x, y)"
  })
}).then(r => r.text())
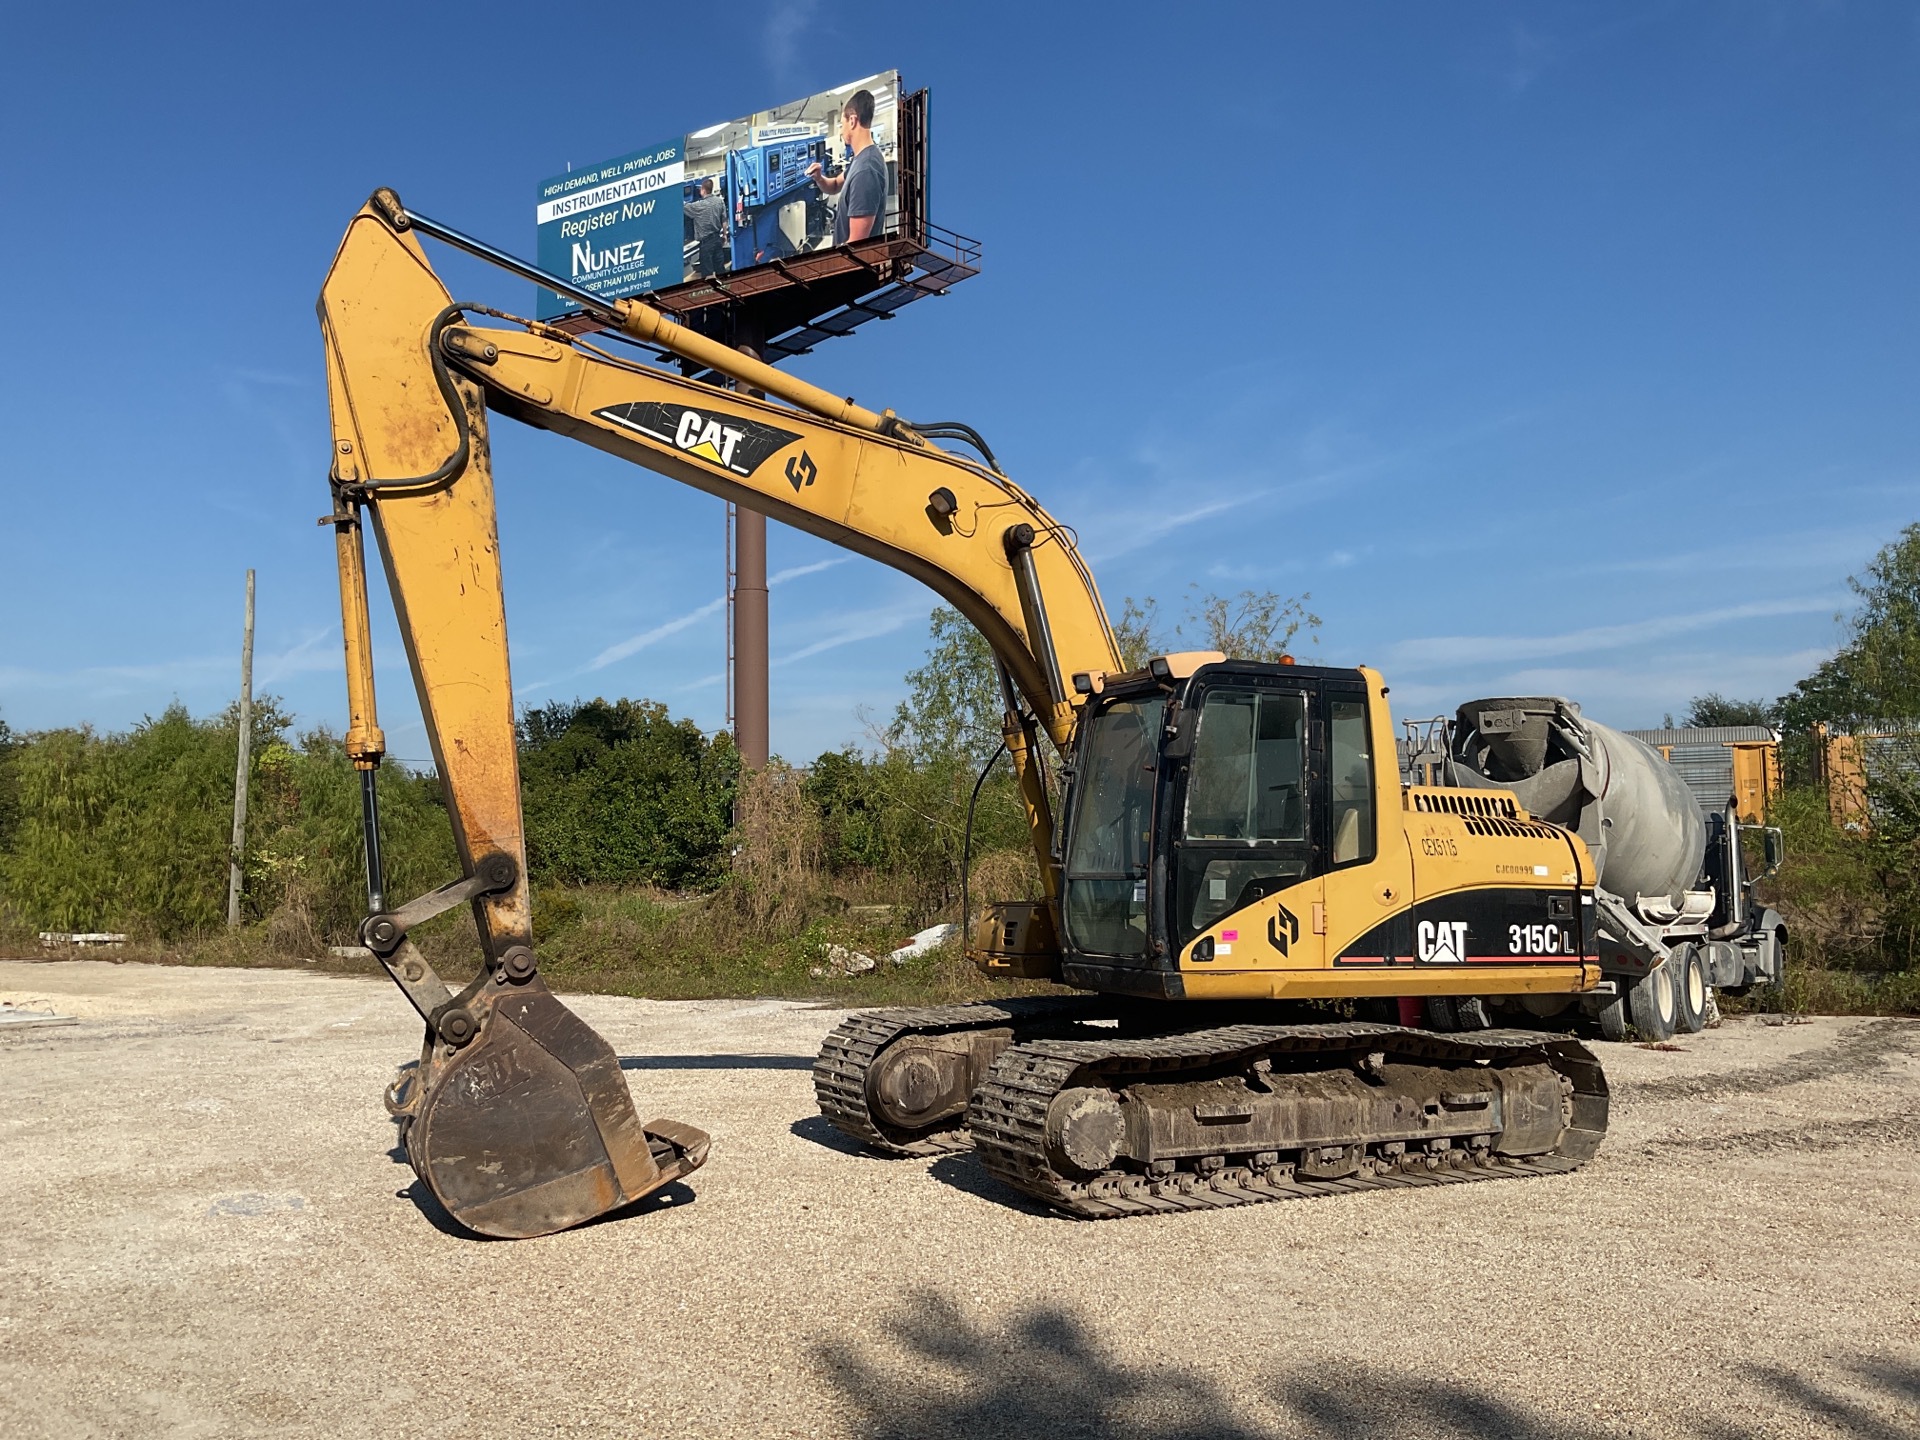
top-left (2, 3), bottom-right (1916, 762)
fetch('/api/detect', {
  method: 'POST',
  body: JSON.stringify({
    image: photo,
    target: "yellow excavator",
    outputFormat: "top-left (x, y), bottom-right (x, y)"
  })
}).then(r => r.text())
top-left (320, 190), bottom-right (1608, 1237)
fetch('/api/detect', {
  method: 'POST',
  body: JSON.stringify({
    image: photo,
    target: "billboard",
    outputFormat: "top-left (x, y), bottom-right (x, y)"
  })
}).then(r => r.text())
top-left (535, 72), bottom-right (902, 319)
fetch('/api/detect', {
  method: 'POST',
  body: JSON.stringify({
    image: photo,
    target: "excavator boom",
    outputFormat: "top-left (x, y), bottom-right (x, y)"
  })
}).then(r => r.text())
top-left (318, 191), bottom-right (1121, 1236)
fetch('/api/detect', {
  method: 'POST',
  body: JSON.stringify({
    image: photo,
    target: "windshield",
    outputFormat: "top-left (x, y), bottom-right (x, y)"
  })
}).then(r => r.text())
top-left (1063, 695), bottom-right (1165, 957)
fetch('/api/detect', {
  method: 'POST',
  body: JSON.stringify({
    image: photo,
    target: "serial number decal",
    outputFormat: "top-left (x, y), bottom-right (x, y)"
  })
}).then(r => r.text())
top-left (1419, 835), bottom-right (1459, 858)
top-left (1508, 923), bottom-right (1575, 955)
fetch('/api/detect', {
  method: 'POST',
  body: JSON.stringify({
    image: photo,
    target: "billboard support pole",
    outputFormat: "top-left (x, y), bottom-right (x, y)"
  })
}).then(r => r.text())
top-left (733, 321), bottom-right (770, 771)
top-left (724, 501), bottom-right (736, 736)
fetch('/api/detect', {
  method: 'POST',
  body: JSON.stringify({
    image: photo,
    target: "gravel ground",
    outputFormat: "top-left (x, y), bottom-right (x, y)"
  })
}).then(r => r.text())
top-left (0, 960), bottom-right (1915, 1439)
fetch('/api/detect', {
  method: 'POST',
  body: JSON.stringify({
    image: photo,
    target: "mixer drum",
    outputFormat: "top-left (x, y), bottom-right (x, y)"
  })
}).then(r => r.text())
top-left (1450, 696), bottom-right (1705, 904)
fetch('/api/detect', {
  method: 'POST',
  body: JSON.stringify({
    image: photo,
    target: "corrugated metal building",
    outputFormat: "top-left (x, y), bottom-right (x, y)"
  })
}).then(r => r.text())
top-left (1625, 726), bottom-right (1781, 821)
top-left (1811, 723), bottom-right (1920, 831)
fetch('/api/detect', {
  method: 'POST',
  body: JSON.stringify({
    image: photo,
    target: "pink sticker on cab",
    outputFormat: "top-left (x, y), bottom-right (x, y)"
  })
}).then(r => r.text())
top-left (1221, 929), bottom-right (1239, 942)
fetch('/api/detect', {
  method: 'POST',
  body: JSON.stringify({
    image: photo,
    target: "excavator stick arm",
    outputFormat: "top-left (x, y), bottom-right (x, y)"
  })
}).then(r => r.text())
top-left (319, 203), bottom-right (706, 1238)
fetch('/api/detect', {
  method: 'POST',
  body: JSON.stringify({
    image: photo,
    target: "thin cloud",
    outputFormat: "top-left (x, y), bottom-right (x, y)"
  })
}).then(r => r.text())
top-left (589, 557), bottom-right (848, 669)
top-left (1388, 647), bottom-right (1836, 729)
top-left (1505, 20), bottom-right (1553, 92)
top-left (761, 0), bottom-right (820, 85)
top-left (1387, 597), bottom-right (1842, 673)
top-left (220, 367), bottom-right (310, 389)
top-left (1083, 493), bottom-right (1262, 563)
top-left (0, 656), bottom-right (227, 691)
top-left (1563, 527), bottom-right (1889, 582)
top-left (774, 605), bottom-right (921, 666)
top-left (523, 554), bottom-right (849, 693)
top-left (1077, 408), bottom-right (1531, 566)
top-left (769, 556), bottom-right (849, 585)
top-left (255, 629), bottom-right (337, 684)
top-left (588, 596), bottom-right (727, 671)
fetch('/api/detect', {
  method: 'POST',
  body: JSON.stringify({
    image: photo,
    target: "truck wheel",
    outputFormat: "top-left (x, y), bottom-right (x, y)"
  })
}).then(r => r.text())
top-left (1629, 963), bottom-right (1678, 1041)
top-left (1597, 992), bottom-right (1629, 1042)
top-left (1674, 946), bottom-right (1708, 1034)
top-left (1453, 996), bottom-right (1493, 1030)
top-left (1424, 997), bottom-right (1460, 1032)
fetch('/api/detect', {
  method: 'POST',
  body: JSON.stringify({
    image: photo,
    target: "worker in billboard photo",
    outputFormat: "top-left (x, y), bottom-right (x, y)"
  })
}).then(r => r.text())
top-left (807, 88), bottom-right (887, 245)
top-left (683, 175), bottom-right (728, 277)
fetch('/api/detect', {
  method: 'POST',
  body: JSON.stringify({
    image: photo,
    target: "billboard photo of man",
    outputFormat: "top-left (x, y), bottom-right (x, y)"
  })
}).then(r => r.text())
top-left (683, 175), bottom-right (728, 278)
top-left (538, 72), bottom-right (899, 316)
top-left (808, 88), bottom-right (887, 245)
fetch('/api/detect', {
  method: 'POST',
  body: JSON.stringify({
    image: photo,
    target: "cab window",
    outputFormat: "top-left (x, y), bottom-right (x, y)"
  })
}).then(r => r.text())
top-left (1328, 695), bottom-right (1375, 866)
top-left (1178, 688), bottom-right (1311, 941)
top-left (1062, 695), bottom-right (1165, 957)
top-left (1185, 689), bottom-right (1307, 841)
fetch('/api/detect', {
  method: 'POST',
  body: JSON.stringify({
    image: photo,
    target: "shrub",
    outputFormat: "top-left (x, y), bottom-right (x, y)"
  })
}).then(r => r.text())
top-left (520, 698), bottom-right (738, 889)
top-left (0, 703), bottom-right (452, 945)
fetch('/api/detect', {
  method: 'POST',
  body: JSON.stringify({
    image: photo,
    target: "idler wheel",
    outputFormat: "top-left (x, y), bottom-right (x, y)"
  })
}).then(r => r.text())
top-left (1044, 1086), bottom-right (1127, 1177)
top-left (875, 1053), bottom-right (951, 1121)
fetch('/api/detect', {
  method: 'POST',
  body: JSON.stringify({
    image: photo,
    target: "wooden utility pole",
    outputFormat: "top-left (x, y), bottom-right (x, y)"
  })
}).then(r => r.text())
top-left (227, 569), bottom-right (255, 929)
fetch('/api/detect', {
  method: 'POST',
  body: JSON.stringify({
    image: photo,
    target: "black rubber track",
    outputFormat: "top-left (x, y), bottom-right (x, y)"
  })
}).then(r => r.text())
top-left (968, 1022), bottom-right (1609, 1219)
top-left (812, 997), bottom-right (1092, 1156)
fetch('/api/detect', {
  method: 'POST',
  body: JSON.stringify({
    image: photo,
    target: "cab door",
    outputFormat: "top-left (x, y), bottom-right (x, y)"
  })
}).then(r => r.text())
top-left (1171, 678), bottom-right (1323, 970)
top-left (1318, 681), bottom-right (1415, 966)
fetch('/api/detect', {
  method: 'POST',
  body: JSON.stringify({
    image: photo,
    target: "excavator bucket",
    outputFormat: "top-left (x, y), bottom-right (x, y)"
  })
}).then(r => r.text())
top-left (388, 977), bottom-right (709, 1239)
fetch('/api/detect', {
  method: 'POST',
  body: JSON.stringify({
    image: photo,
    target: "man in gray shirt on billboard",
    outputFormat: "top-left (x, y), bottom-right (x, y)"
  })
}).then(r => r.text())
top-left (683, 176), bottom-right (727, 277)
top-left (807, 89), bottom-right (887, 246)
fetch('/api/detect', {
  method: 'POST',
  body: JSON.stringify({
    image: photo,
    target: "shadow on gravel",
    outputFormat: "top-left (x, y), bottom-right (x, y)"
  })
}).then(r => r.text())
top-left (925, 1152), bottom-right (1059, 1218)
top-left (820, 1292), bottom-right (1920, 1440)
top-left (393, 1176), bottom-right (699, 1240)
top-left (788, 1114), bottom-right (880, 1156)
top-left (619, 1052), bottom-right (815, 1070)
top-left (1684, 1358), bottom-right (1920, 1440)
top-left (819, 1292), bottom-right (1270, 1440)
top-left (394, 1178), bottom-right (491, 1239)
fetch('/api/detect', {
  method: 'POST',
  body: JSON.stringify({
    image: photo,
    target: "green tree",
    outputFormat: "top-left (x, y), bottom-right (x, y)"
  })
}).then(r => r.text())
top-left (246, 729), bottom-right (456, 946)
top-left (0, 701), bottom-right (452, 943)
top-left (0, 716), bottom-right (17, 856)
top-left (1190, 586), bottom-right (1320, 662)
top-left (804, 748), bottom-right (898, 873)
top-left (887, 607), bottom-right (1005, 769)
top-left (1112, 597), bottom-right (1162, 672)
top-left (519, 698), bottom-right (738, 889)
top-left (1762, 526), bottom-right (1920, 979)
top-left (1777, 523), bottom-right (1920, 732)
top-left (896, 587), bottom-right (1324, 762)
top-left (1115, 585), bottom-right (1319, 667)
top-left (1680, 693), bottom-right (1775, 728)
top-left (0, 705), bottom-right (245, 935)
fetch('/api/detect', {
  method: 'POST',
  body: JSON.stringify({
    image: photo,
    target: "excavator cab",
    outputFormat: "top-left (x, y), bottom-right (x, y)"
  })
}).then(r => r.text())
top-left (1043, 659), bottom-right (1385, 998)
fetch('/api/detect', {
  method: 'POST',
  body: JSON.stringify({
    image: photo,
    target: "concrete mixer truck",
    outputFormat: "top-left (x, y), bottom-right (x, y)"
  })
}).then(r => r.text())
top-left (1406, 697), bottom-right (1787, 1042)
